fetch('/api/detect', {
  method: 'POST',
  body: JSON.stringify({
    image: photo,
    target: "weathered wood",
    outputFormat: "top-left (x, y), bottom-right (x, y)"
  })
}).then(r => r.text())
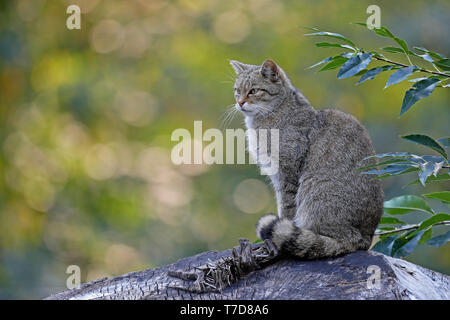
top-left (46, 242), bottom-right (450, 300)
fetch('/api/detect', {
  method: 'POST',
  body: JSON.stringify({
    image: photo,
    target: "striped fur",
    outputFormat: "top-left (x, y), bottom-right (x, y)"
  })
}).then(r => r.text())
top-left (256, 217), bottom-right (359, 259)
top-left (231, 59), bottom-right (383, 260)
top-left (255, 213), bottom-right (279, 240)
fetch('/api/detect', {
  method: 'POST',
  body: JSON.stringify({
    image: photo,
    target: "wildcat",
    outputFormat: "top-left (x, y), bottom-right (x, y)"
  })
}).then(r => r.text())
top-left (231, 59), bottom-right (383, 259)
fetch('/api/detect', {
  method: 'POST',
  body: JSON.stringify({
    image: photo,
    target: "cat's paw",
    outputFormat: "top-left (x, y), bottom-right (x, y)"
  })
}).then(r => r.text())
top-left (255, 213), bottom-right (279, 240)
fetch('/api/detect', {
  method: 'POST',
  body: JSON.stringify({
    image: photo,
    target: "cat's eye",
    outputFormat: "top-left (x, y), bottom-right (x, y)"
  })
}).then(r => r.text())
top-left (248, 88), bottom-right (257, 95)
top-left (234, 88), bottom-right (240, 94)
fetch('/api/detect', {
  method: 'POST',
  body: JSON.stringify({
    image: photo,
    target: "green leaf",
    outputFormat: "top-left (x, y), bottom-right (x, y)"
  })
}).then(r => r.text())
top-left (337, 52), bottom-right (372, 79)
top-left (384, 195), bottom-right (434, 215)
top-left (372, 167), bottom-right (419, 180)
top-left (401, 134), bottom-right (448, 159)
top-left (381, 47), bottom-right (418, 57)
top-left (307, 56), bottom-right (334, 69)
top-left (355, 24), bottom-right (416, 61)
top-left (405, 173), bottom-right (450, 186)
top-left (318, 56), bottom-right (349, 72)
top-left (379, 216), bottom-right (406, 225)
top-left (354, 69), bottom-right (369, 76)
top-left (408, 77), bottom-right (428, 82)
top-left (413, 47), bottom-right (446, 61)
top-left (393, 37), bottom-right (409, 56)
top-left (417, 53), bottom-right (434, 63)
top-left (392, 230), bottom-right (425, 257)
top-left (421, 155), bottom-right (446, 163)
top-left (350, 22), bottom-right (368, 27)
top-left (414, 213), bottom-right (450, 234)
top-left (419, 228), bottom-right (433, 244)
top-left (372, 235), bottom-right (398, 255)
top-left (423, 191), bottom-right (450, 204)
top-left (305, 31), bottom-right (356, 47)
top-left (400, 77), bottom-right (441, 116)
top-left (427, 231), bottom-right (450, 247)
top-left (437, 137), bottom-right (450, 148)
top-left (365, 25), bottom-right (410, 56)
top-left (365, 152), bottom-right (415, 159)
top-left (358, 158), bottom-right (413, 171)
top-left (357, 65), bottom-right (394, 85)
top-left (385, 66), bottom-right (418, 88)
top-left (315, 42), bottom-right (356, 51)
top-left (434, 59), bottom-right (450, 71)
top-left (381, 46), bottom-right (405, 54)
top-left (372, 26), bottom-right (395, 38)
top-left (364, 164), bottom-right (418, 177)
top-left (418, 161), bottom-right (437, 186)
top-left (371, 52), bottom-right (387, 59)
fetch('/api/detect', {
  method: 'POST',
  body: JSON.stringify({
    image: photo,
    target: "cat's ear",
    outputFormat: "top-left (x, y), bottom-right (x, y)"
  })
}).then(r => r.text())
top-left (229, 60), bottom-right (250, 74)
top-left (260, 59), bottom-right (279, 82)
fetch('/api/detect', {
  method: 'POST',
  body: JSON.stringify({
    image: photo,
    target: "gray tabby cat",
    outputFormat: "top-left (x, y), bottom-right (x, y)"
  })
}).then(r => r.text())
top-left (231, 59), bottom-right (384, 259)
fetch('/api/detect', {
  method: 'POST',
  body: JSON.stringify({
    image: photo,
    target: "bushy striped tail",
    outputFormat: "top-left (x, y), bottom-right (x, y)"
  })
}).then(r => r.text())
top-left (255, 214), bottom-right (357, 260)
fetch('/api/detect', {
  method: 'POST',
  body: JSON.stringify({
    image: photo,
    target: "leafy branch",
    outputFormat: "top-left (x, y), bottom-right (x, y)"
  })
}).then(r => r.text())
top-left (373, 194), bottom-right (450, 257)
top-left (303, 24), bottom-right (449, 258)
top-left (359, 134), bottom-right (449, 186)
top-left (302, 23), bottom-right (449, 116)
top-left (371, 55), bottom-right (449, 79)
top-left (375, 220), bottom-right (450, 236)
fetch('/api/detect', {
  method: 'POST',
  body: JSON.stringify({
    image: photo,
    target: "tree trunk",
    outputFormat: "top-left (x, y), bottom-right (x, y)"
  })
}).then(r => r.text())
top-left (46, 243), bottom-right (450, 300)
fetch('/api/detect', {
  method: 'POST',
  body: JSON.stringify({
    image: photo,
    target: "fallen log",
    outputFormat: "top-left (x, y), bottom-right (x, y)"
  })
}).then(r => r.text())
top-left (46, 240), bottom-right (450, 300)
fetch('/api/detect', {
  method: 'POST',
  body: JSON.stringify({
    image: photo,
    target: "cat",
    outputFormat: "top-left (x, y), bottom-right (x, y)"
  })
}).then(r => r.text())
top-left (231, 59), bottom-right (383, 259)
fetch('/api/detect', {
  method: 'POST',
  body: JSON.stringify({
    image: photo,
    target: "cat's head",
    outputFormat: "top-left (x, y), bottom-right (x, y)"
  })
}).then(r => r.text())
top-left (230, 59), bottom-right (292, 117)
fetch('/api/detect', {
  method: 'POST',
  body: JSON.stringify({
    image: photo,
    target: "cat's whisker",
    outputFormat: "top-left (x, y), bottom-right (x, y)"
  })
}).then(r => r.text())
top-left (219, 110), bottom-right (233, 128)
top-left (220, 111), bottom-right (232, 129)
top-left (219, 104), bottom-right (236, 118)
top-left (224, 108), bottom-right (239, 129)
top-left (220, 105), bottom-right (238, 129)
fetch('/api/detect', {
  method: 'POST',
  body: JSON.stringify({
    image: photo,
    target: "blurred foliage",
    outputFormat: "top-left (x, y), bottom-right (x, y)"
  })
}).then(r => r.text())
top-left (0, 0), bottom-right (449, 298)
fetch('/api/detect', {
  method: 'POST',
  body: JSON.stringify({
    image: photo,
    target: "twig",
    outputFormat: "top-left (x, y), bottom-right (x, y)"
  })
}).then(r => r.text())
top-left (373, 56), bottom-right (450, 78)
top-left (376, 221), bottom-right (450, 236)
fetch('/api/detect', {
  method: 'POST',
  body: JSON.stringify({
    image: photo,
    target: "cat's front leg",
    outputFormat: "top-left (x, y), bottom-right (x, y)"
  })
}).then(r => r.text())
top-left (271, 173), bottom-right (298, 220)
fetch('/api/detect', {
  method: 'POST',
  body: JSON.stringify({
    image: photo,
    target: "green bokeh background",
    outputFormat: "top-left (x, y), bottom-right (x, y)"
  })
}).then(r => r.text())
top-left (0, 0), bottom-right (448, 299)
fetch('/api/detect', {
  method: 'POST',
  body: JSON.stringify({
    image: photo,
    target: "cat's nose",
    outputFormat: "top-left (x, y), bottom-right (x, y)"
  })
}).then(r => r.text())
top-left (238, 100), bottom-right (246, 107)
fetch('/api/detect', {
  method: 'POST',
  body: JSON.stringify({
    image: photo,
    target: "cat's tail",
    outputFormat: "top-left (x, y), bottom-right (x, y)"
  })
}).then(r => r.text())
top-left (255, 214), bottom-right (360, 259)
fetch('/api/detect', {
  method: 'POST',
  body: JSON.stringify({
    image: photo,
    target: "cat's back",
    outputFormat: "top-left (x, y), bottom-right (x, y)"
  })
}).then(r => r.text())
top-left (306, 107), bottom-right (377, 174)
top-left (319, 108), bottom-right (372, 143)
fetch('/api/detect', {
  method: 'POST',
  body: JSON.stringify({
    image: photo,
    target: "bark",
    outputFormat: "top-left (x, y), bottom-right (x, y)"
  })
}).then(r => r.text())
top-left (46, 240), bottom-right (450, 300)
